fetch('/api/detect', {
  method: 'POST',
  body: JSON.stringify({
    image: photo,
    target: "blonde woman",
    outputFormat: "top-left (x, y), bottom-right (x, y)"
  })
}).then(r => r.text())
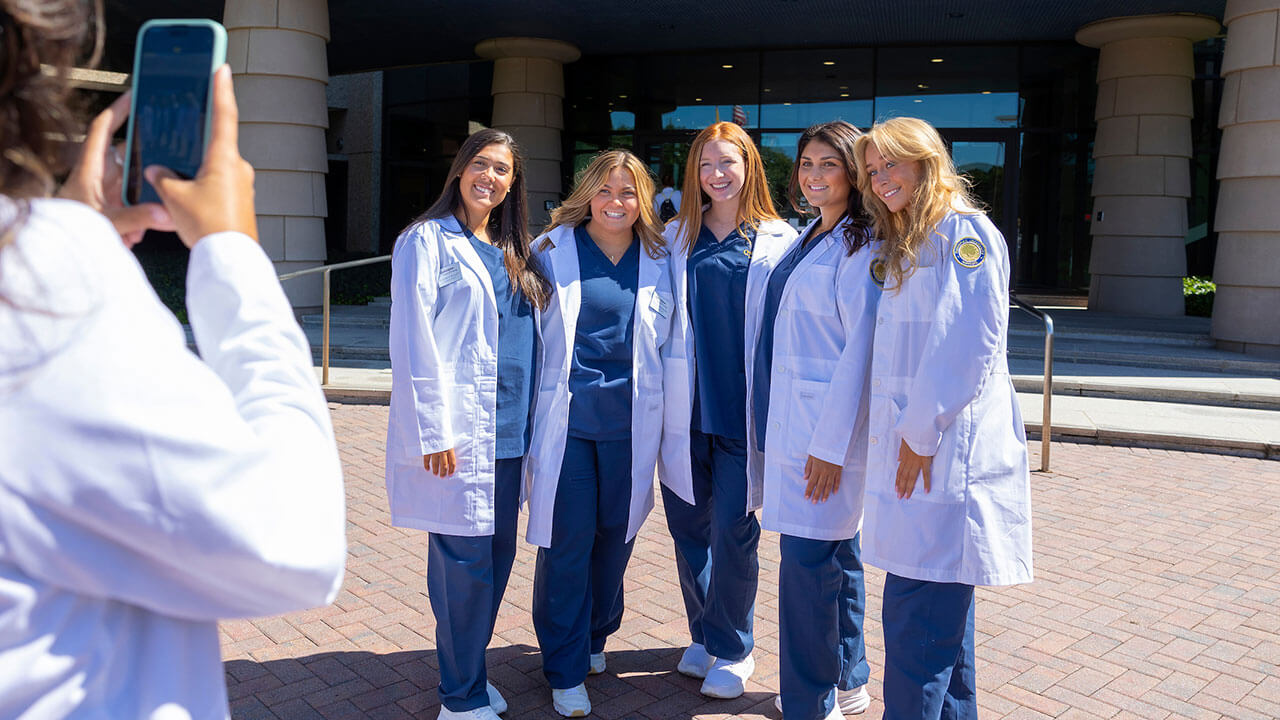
top-left (854, 117), bottom-right (1033, 720)
top-left (525, 150), bottom-right (675, 717)
top-left (658, 121), bottom-right (798, 698)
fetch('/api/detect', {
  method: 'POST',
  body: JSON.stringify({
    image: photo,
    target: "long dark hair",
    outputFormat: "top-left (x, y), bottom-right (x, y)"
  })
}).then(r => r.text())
top-left (787, 120), bottom-right (872, 255)
top-left (0, 0), bottom-right (103, 245)
top-left (412, 128), bottom-right (551, 310)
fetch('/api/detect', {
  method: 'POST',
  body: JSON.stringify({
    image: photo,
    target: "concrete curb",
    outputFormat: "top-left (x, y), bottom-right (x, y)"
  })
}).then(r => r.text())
top-left (1011, 377), bottom-right (1280, 410)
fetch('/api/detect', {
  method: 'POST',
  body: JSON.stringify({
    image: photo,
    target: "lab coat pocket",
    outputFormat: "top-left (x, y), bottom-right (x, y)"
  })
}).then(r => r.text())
top-left (786, 378), bottom-right (830, 461)
top-left (792, 265), bottom-right (837, 316)
top-left (449, 383), bottom-right (478, 470)
top-left (890, 396), bottom-right (965, 505)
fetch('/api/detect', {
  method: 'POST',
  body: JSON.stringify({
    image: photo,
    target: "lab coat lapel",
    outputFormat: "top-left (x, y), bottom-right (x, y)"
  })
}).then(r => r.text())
top-left (546, 225), bottom-right (581, 369)
top-left (440, 215), bottom-right (498, 319)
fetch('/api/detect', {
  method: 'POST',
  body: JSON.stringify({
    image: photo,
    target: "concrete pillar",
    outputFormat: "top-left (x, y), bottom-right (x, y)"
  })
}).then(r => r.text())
top-left (225, 0), bottom-right (330, 306)
top-left (475, 37), bottom-right (581, 230)
top-left (1077, 14), bottom-right (1220, 315)
top-left (327, 71), bottom-right (383, 255)
top-left (1213, 0), bottom-right (1280, 357)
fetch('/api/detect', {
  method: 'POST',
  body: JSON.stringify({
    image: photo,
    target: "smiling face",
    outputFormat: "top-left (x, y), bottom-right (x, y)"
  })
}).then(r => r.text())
top-left (457, 142), bottom-right (515, 224)
top-left (698, 139), bottom-right (746, 207)
top-left (863, 142), bottom-right (921, 215)
top-left (588, 167), bottom-right (641, 234)
top-left (797, 138), bottom-right (852, 215)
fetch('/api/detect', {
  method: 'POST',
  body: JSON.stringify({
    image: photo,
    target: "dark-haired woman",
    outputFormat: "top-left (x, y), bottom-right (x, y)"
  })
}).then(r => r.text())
top-left (386, 128), bottom-right (551, 720)
top-left (755, 122), bottom-right (880, 720)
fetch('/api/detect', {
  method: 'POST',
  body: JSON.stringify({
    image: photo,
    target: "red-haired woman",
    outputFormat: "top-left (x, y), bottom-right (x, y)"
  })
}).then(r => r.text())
top-left (658, 122), bottom-right (799, 698)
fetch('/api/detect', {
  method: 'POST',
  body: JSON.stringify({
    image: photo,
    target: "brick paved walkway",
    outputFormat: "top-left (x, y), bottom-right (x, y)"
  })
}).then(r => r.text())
top-left (222, 402), bottom-right (1280, 720)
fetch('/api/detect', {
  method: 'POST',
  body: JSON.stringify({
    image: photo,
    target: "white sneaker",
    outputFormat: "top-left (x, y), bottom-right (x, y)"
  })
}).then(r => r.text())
top-left (551, 683), bottom-right (591, 717)
top-left (438, 705), bottom-right (502, 720)
top-left (700, 654), bottom-right (755, 698)
top-left (677, 643), bottom-right (716, 678)
top-left (773, 686), bottom-right (869, 716)
top-left (837, 685), bottom-right (870, 714)
top-left (588, 652), bottom-right (606, 675)
top-left (771, 694), bottom-right (847, 720)
top-left (486, 681), bottom-right (507, 715)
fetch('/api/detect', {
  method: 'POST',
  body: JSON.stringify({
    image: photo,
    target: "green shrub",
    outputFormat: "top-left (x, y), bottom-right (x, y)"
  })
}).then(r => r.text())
top-left (329, 255), bottom-right (392, 306)
top-left (1184, 276), bottom-right (1215, 317)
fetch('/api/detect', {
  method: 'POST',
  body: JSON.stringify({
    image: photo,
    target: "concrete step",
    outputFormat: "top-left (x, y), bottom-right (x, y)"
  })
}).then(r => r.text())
top-left (300, 303), bottom-right (390, 329)
top-left (1008, 336), bottom-right (1280, 375)
top-left (1009, 359), bottom-right (1280, 411)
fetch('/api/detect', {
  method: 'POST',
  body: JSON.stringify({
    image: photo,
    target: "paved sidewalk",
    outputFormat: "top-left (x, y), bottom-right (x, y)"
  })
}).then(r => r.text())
top-left (221, 403), bottom-right (1280, 720)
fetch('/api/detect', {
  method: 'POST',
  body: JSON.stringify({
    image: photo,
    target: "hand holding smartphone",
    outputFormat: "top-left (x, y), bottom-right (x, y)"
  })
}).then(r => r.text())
top-left (123, 19), bottom-right (226, 206)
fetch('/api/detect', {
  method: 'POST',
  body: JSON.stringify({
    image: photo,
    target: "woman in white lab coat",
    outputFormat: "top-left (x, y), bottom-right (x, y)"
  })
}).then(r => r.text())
top-left (853, 116), bottom-right (1033, 720)
top-left (657, 121), bottom-right (798, 699)
top-left (0, 11), bottom-right (346, 716)
top-left (525, 149), bottom-right (673, 717)
top-left (753, 121), bottom-right (879, 720)
top-left (386, 128), bottom-right (551, 720)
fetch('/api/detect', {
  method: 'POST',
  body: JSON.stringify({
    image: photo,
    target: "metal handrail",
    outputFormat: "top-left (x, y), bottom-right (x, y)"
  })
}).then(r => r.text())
top-left (278, 255), bottom-right (391, 385)
top-left (1009, 293), bottom-right (1054, 472)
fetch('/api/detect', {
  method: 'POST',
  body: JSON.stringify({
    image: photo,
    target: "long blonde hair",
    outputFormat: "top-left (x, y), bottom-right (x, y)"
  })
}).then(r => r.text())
top-left (545, 149), bottom-right (666, 259)
top-left (673, 122), bottom-right (780, 254)
top-left (853, 117), bottom-right (980, 291)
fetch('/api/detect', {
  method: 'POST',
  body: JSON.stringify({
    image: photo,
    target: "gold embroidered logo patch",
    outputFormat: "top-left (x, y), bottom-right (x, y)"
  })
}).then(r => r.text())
top-left (870, 258), bottom-right (887, 287)
top-left (953, 237), bottom-right (986, 269)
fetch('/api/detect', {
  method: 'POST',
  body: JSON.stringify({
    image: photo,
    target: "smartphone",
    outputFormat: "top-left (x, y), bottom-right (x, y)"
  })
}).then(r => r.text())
top-left (122, 19), bottom-right (227, 205)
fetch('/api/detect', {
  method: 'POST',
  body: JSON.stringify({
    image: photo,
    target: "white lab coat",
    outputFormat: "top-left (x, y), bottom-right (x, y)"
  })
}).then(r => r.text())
top-left (0, 198), bottom-right (346, 719)
top-left (658, 217), bottom-right (800, 508)
top-left (386, 214), bottom-right (509, 537)
top-left (523, 224), bottom-right (675, 548)
top-left (757, 219), bottom-right (880, 541)
top-left (862, 209), bottom-right (1034, 586)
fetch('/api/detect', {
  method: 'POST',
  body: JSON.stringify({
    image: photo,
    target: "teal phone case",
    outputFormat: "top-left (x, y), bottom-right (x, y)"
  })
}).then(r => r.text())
top-left (121, 19), bottom-right (227, 205)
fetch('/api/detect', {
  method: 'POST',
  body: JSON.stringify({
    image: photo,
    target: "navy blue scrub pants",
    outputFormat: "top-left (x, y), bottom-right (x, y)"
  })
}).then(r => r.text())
top-left (533, 436), bottom-right (636, 689)
top-left (427, 456), bottom-right (522, 712)
top-left (778, 533), bottom-right (869, 720)
top-left (660, 429), bottom-right (759, 662)
top-left (881, 574), bottom-right (977, 720)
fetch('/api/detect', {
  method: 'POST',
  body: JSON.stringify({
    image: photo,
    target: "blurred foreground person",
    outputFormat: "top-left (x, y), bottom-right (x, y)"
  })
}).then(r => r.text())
top-left (0, 3), bottom-right (347, 718)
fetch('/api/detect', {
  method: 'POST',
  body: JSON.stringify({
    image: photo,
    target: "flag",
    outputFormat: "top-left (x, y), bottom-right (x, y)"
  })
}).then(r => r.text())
top-left (732, 105), bottom-right (748, 125)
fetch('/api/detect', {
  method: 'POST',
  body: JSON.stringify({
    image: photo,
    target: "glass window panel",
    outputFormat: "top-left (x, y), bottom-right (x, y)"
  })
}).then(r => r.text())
top-left (761, 132), bottom-right (806, 223)
top-left (875, 92), bottom-right (1019, 128)
top-left (876, 46), bottom-right (1018, 128)
top-left (761, 48), bottom-right (874, 128)
top-left (760, 100), bottom-right (872, 129)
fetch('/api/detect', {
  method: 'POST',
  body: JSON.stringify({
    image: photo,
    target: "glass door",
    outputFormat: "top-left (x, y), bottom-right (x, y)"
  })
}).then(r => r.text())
top-left (941, 130), bottom-right (1020, 283)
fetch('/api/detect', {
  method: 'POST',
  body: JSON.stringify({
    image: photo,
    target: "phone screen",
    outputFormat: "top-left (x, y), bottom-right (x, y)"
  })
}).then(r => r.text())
top-left (125, 24), bottom-right (215, 205)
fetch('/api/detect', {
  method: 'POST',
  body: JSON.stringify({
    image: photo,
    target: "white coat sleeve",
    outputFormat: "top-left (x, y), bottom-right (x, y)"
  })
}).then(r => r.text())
top-left (388, 225), bottom-right (454, 455)
top-left (806, 245), bottom-right (879, 466)
top-left (894, 217), bottom-right (1007, 456)
top-left (0, 228), bottom-right (346, 621)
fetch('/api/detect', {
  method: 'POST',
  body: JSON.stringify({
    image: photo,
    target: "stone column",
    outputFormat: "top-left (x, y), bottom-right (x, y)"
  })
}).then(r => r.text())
top-left (225, 0), bottom-right (330, 306)
top-left (475, 38), bottom-right (581, 230)
top-left (1213, 0), bottom-right (1280, 357)
top-left (1077, 14), bottom-right (1220, 315)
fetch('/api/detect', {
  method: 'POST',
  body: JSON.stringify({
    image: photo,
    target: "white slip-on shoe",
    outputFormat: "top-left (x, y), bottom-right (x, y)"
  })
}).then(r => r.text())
top-left (837, 685), bottom-right (870, 714)
top-left (773, 693), bottom-right (848, 719)
top-left (551, 683), bottom-right (591, 717)
top-left (700, 654), bottom-right (755, 698)
top-left (486, 681), bottom-right (507, 715)
top-left (774, 686), bottom-right (867, 716)
top-left (437, 705), bottom-right (503, 720)
top-left (588, 652), bottom-right (606, 675)
top-left (677, 643), bottom-right (716, 679)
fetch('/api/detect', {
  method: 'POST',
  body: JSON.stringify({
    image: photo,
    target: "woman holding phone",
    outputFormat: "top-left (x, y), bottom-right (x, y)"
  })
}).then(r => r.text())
top-left (525, 150), bottom-right (674, 717)
top-left (854, 116), bottom-right (1033, 719)
top-left (385, 128), bottom-right (550, 720)
top-left (1, 2), bottom-right (346, 717)
top-left (658, 121), bottom-right (798, 698)
top-left (754, 121), bottom-right (878, 720)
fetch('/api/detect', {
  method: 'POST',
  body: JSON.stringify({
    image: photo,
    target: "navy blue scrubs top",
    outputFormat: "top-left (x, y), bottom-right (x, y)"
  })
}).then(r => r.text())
top-left (751, 225), bottom-right (832, 447)
top-left (465, 232), bottom-right (537, 459)
top-left (568, 223), bottom-right (640, 441)
top-left (687, 223), bottom-right (754, 439)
